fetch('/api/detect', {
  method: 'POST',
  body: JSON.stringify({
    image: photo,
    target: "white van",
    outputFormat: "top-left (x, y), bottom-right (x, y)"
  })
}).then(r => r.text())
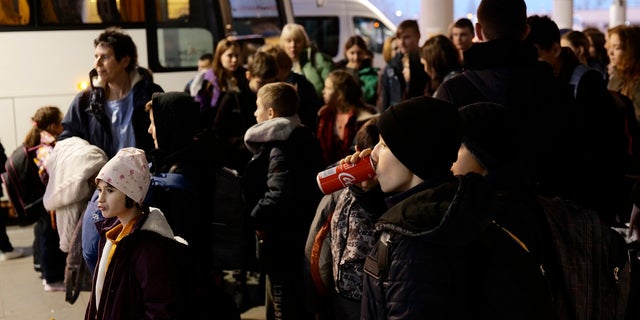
top-left (292, 0), bottom-right (397, 69)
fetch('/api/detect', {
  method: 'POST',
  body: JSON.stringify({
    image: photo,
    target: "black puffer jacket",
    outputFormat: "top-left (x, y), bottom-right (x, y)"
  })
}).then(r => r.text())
top-left (242, 116), bottom-right (324, 274)
top-left (361, 173), bottom-right (553, 320)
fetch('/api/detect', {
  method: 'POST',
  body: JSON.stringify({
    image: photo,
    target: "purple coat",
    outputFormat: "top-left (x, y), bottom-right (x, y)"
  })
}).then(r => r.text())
top-left (85, 209), bottom-right (195, 320)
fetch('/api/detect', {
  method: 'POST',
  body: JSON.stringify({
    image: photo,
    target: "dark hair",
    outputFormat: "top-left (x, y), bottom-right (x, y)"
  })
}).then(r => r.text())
top-left (477, 0), bottom-right (527, 40)
top-left (327, 70), bottom-right (365, 109)
top-left (583, 27), bottom-right (610, 66)
top-left (562, 30), bottom-right (590, 63)
top-left (354, 115), bottom-right (380, 150)
top-left (451, 18), bottom-right (475, 37)
top-left (199, 53), bottom-right (213, 62)
top-left (125, 196), bottom-right (135, 209)
top-left (94, 27), bottom-right (138, 71)
top-left (396, 19), bottom-right (420, 38)
top-left (420, 35), bottom-right (462, 87)
top-left (24, 106), bottom-right (63, 147)
top-left (247, 51), bottom-right (278, 81)
top-left (344, 35), bottom-right (369, 57)
top-left (525, 15), bottom-right (560, 51)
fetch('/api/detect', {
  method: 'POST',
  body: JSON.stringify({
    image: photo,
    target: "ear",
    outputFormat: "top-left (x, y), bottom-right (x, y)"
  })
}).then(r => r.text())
top-left (552, 42), bottom-right (562, 58)
top-left (576, 46), bottom-right (586, 59)
top-left (475, 23), bottom-right (484, 42)
top-left (268, 107), bottom-right (276, 119)
top-left (120, 56), bottom-right (131, 69)
top-left (520, 24), bottom-right (531, 40)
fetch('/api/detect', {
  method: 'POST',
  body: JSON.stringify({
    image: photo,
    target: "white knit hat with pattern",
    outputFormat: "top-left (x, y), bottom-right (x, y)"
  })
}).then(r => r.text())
top-left (95, 148), bottom-right (151, 205)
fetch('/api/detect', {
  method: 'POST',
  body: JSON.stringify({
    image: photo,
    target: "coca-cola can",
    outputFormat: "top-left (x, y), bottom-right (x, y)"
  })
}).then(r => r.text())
top-left (316, 155), bottom-right (376, 194)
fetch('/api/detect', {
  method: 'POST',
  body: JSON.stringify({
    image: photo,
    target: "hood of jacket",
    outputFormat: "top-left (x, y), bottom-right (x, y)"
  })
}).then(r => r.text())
top-left (376, 173), bottom-right (495, 247)
top-left (141, 207), bottom-right (179, 241)
top-left (243, 115), bottom-right (301, 153)
top-left (43, 137), bottom-right (108, 209)
top-left (150, 91), bottom-right (202, 154)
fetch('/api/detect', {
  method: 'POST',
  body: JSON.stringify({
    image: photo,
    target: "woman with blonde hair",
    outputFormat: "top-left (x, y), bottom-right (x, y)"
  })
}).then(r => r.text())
top-left (279, 23), bottom-right (334, 96)
top-left (382, 35), bottom-right (398, 64)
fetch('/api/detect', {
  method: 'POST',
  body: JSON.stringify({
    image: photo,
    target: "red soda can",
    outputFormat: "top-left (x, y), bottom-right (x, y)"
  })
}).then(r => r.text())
top-left (316, 155), bottom-right (376, 194)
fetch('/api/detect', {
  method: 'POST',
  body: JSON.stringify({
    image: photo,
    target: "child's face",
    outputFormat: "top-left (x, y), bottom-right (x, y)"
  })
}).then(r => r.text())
top-left (247, 73), bottom-right (276, 93)
top-left (96, 180), bottom-right (129, 219)
top-left (254, 95), bottom-right (271, 123)
top-left (450, 143), bottom-right (486, 176)
top-left (397, 28), bottom-right (420, 54)
top-left (370, 136), bottom-right (415, 193)
top-left (322, 78), bottom-right (337, 105)
top-left (220, 47), bottom-right (240, 72)
top-left (345, 44), bottom-right (367, 66)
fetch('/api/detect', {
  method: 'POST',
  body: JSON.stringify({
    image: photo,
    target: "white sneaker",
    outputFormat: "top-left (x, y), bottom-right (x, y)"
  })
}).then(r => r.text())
top-left (44, 281), bottom-right (65, 292)
top-left (0, 248), bottom-right (24, 261)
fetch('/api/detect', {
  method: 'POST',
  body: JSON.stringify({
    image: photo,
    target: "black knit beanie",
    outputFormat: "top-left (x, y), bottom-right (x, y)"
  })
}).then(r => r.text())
top-left (377, 96), bottom-right (461, 181)
top-left (459, 102), bottom-right (512, 172)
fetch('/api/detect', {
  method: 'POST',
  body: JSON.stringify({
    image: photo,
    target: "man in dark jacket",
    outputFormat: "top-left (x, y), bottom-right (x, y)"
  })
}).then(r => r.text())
top-left (525, 14), bottom-right (627, 225)
top-left (435, 0), bottom-right (574, 206)
top-left (377, 19), bottom-right (430, 112)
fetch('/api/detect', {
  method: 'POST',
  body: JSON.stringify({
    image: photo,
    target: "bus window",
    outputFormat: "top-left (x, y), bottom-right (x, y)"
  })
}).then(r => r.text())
top-left (295, 16), bottom-right (340, 57)
top-left (156, 27), bottom-right (214, 68)
top-left (353, 16), bottom-right (394, 55)
top-left (229, 0), bottom-right (286, 45)
top-left (0, 0), bottom-right (29, 25)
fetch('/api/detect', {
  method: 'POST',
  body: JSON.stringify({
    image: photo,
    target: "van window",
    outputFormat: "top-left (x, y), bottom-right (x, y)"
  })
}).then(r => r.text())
top-left (353, 16), bottom-right (395, 55)
top-left (295, 16), bottom-right (340, 57)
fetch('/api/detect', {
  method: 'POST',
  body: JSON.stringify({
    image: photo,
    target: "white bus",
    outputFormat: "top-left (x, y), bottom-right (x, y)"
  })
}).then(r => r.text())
top-left (0, 0), bottom-right (294, 154)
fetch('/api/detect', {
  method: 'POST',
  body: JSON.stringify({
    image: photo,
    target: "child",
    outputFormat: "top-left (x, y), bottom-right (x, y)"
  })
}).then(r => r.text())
top-left (243, 82), bottom-right (325, 320)
top-left (316, 69), bottom-right (377, 166)
top-left (334, 35), bottom-right (380, 105)
top-left (85, 147), bottom-right (192, 319)
top-left (348, 96), bottom-right (494, 319)
top-left (25, 105), bottom-right (66, 291)
top-left (305, 115), bottom-right (386, 320)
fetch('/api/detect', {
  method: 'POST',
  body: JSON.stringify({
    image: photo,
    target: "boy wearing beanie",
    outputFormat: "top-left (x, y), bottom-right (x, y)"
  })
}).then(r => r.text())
top-left (86, 147), bottom-right (192, 319)
top-left (357, 96), bottom-right (495, 319)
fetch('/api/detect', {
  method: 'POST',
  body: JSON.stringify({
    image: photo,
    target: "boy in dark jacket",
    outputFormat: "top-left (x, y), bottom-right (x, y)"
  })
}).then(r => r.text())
top-left (243, 82), bottom-right (325, 320)
top-left (352, 96), bottom-right (495, 319)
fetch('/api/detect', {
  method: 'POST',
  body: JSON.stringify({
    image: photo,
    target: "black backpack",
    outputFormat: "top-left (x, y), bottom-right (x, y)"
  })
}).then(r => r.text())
top-left (1, 143), bottom-right (46, 225)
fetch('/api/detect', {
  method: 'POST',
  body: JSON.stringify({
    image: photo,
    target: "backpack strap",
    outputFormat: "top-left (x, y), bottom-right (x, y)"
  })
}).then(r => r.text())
top-left (569, 64), bottom-right (591, 99)
top-left (363, 231), bottom-right (393, 284)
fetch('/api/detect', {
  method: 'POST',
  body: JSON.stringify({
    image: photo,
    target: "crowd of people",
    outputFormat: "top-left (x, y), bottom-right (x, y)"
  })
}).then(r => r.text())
top-left (2, 0), bottom-right (640, 319)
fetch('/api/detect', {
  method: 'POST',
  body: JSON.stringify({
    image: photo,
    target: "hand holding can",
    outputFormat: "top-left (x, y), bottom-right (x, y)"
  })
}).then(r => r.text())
top-left (316, 155), bottom-right (376, 194)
